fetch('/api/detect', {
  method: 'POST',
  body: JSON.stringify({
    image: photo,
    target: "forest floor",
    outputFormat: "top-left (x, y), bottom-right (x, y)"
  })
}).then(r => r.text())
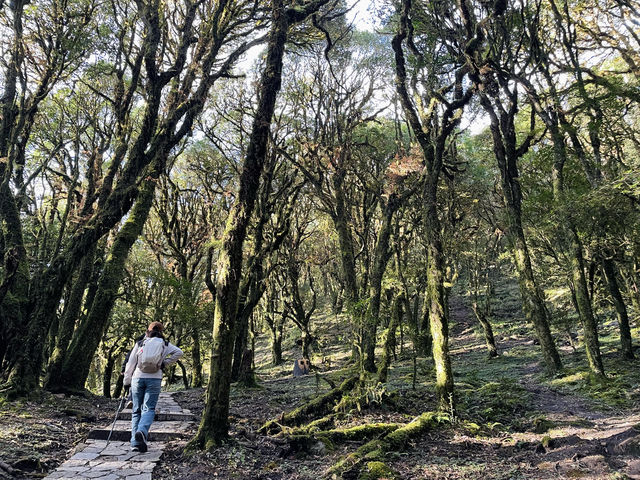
top-left (2, 283), bottom-right (640, 479)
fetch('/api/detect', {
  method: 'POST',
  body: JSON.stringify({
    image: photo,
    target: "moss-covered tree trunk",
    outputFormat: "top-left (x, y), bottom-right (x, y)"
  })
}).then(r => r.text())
top-left (45, 245), bottom-right (98, 388)
top-left (568, 229), bottom-right (605, 374)
top-left (471, 301), bottom-right (498, 358)
top-left (471, 86), bottom-right (562, 374)
top-left (501, 161), bottom-right (562, 373)
top-left (602, 257), bottom-right (635, 360)
top-left (362, 201), bottom-right (397, 373)
top-left (456, 0), bottom-right (562, 375)
top-left (331, 178), bottom-right (361, 363)
top-left (424, 179), bottom-right (454, 411)
top-left (47, 171), bottom-right (161, 392)
top-left (190, 0), bottom-right (323, 445)
top-left (551, 128), bottom-right (604, 376)
top-left (417, 292), bottom-right (432, 357)
top-left (231, 306), bottom-right (252, 382)
top-left (523, 77), bottom-right (604, 376)
top-left (333, 187), bottom-right (358, 308)
top-left (0, 0), bottom-right (31, 387)
top-left (377, 292), bottom-right (402, 384)
top-left (392, 0), bottom-right (467, 411)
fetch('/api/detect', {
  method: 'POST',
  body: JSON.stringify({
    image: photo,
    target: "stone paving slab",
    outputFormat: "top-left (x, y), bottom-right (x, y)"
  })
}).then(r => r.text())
top-left (117, 411), bottom-right (194, 422)
top-left (88, 420), bottom-right (193, 441)
top-left (46, 393), bottom-right (193, 480)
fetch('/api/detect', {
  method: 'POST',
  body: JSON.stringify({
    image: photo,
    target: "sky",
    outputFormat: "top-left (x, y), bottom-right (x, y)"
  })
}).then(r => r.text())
top-left (346, 0), bottom-right (378, 32)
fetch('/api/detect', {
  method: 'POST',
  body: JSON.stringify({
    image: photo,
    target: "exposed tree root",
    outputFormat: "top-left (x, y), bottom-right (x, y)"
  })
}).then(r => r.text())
top-left (327, 411), bottom-right (449, 478)
top-left (281, 413), bottom-right (342, 436)
top-left (284, 422), bottom-right (403, 453)
top-left (259, 375), bottom-right (360, 435)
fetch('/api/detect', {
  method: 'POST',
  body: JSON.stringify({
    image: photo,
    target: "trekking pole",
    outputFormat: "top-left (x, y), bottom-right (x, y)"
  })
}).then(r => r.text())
top-left (106, 391), bottom-right (127, 446)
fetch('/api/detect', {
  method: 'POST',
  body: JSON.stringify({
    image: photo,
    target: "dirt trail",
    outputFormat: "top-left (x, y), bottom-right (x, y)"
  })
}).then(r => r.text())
top-left (448, 295), bottom-right (640, 479)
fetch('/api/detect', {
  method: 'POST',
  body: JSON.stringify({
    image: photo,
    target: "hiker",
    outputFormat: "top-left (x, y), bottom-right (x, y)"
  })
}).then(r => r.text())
top-left (123, 321), bottom-right (183, 452)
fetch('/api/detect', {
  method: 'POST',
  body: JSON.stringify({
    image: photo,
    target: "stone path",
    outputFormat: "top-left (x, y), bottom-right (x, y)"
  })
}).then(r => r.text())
top-left (45, 392), bottom-right (194, 480)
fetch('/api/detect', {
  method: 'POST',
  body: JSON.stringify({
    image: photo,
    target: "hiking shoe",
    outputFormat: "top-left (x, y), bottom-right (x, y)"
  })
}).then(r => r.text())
top-left (135, 431), bottom-right (147, 453)
top-left (131, 446), bottom-right (140, 452)
top-left (125, 400), bottom-right (133, 409)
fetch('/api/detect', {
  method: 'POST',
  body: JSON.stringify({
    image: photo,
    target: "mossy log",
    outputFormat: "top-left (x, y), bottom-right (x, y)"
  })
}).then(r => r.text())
top-left (259, 375), bottom-right (359, 435)
top-left (328, 411), bottom-right (449, 477)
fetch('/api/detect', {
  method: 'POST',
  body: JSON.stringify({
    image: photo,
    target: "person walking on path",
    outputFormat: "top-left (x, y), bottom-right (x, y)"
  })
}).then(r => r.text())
top-left (123, 321), bottom-right (183, 452)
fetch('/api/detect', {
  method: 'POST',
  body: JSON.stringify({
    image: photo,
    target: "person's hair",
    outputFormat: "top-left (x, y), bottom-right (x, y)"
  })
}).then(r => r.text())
top-left (147, 329), bottom-right (164, 339)
top-left (147, 321), bottom-right (164, 339)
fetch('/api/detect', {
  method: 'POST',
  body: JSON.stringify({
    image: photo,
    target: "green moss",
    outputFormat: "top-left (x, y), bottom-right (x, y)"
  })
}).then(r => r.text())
top-left (460, 378), bottom-right (531, 431)
top-left (533, 416), bottom-right (556, 434)
top-left (358, 461), bottom-right (395, 479)
top-left (260, 375), bottom-right (359, 434)
top-left (464, 421), bottom-right (481, 435)
top-left (318, 423), bottom-right (401, 442)
top-left (329, 412), bottom-right (448, 475)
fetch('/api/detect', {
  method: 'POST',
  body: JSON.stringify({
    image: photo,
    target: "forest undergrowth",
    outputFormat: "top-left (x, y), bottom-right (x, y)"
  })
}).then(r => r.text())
top-left (154, 283), bottom-right (640, 480)
top-left (2, 284), bottom-right (639, 480)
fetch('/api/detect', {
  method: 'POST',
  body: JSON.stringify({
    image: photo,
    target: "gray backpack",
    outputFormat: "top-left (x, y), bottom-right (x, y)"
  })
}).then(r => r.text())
top-left (137, 337), bottom-right (166, 373)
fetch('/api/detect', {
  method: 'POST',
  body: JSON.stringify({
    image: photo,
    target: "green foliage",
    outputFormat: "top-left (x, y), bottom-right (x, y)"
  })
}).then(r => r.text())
top-left (333, 381), bottom-right (395, 413)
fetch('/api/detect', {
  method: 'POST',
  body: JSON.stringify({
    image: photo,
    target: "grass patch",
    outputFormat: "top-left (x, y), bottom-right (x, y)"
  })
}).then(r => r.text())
top-left (458, 378), bottom-right (533, 431)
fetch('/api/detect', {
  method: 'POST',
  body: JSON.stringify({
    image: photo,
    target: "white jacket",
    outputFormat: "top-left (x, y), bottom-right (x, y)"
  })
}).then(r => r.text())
top-left (123, 337), bottom-right (183, 386)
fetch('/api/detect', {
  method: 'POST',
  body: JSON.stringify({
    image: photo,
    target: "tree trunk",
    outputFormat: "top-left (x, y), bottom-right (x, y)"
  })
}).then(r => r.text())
top-left (391, 0), bottom-right (461, 411)
top-left (417, 293), bottom-right (432, 357)
top-left (45, 245), bottom-right (97, 388)
top-left (103, 353), bottom-right (116, 399)
top-left (568, 228), bottom-right (605, 375)
top-left (506, 204), bottom-right (562, 372)
top-left (471, 302), bottom-right (498, 358)
top-left (377, 292), bottom-right (402, 384)
top-left (191, 329), bottom-right (203, 388)
top-left (602, 257), bottom-right (635, 359)
top-left (301, 329), bottom-right (312, 360)
top-left (191, 0), bottom-right (296, 446)
top-left (49, 171), bottom-right (161, 392)
top-left (362, 203), bottom-right (396, 372)
top-left (424, 181), bottom-right (454, 412)
top-left (231, 309), bottom-right (250, 382)
top-left (524, 80), bottom-right (604, 376)
top-left (478, 89), bottom-right (563, 374)
top-left (177, 360), bottom-right (190, 389)
top-left (270, 320), bottom-right (284, 365)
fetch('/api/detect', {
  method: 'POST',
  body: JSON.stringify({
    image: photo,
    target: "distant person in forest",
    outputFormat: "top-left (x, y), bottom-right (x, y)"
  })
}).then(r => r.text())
top-left (123, 321), bottom-right (183, 452)
top-left (293, 358), bottom-right (310, 377)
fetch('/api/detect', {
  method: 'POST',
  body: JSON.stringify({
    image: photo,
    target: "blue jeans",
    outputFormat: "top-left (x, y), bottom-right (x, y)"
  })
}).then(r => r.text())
top-left (130, 377), bottom-right (162, 446)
